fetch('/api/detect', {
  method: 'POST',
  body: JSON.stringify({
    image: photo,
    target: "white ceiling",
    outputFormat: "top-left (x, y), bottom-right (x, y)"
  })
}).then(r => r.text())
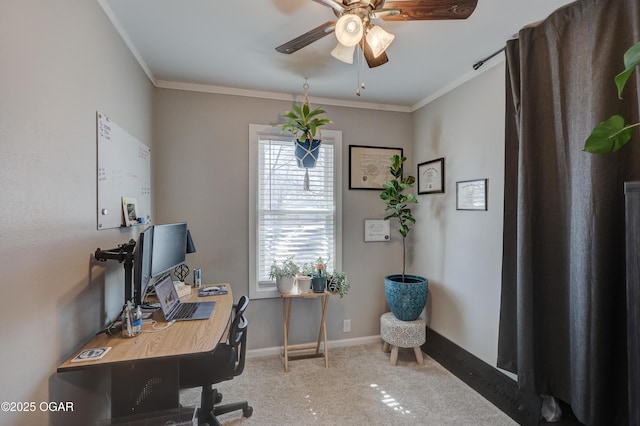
top-left (100, 0), bottom-right (574, 111)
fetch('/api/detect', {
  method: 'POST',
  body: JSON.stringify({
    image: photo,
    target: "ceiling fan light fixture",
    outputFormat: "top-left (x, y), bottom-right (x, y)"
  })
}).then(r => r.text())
top-left (330, 42), bottom-right (356, 64)
top-left (365, 25), bottom-right (395, 58)
top-left (335, 14), bottom-right (364, 47)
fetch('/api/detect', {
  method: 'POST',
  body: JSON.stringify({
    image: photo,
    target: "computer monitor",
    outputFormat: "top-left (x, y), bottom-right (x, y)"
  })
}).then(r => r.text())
top-left (150, 222), bottom-right (188, 278)
top-left (133, 226), bottom-right (154, 306)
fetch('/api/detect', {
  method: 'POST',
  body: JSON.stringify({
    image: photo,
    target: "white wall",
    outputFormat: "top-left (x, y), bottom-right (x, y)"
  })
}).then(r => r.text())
top-left (411, 62), bottom-right (506, 365)
top-left (152, 88), bottom-right (413, 350)
top-left (0, 1), bottom-right (153, 424)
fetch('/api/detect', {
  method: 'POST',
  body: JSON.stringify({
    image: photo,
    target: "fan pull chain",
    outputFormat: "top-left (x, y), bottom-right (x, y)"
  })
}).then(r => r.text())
top-left (356, 43), bottom-right (366, 96)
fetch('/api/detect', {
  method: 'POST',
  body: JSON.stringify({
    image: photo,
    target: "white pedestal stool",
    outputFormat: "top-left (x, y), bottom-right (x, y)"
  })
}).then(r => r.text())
top-left (380, 312), bottom-right (426, 366)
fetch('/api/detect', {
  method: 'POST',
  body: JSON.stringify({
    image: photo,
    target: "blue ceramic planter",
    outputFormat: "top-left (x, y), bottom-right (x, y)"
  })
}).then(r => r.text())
top-left (312, 276), bottom-right (326, 293)
top-left (384, 274), bottom-right (428, 321)
top-left (295, 139), bottom-right (321, 168)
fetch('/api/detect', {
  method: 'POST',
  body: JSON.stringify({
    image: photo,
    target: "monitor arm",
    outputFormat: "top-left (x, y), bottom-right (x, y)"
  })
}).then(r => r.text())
top-left (95, 240), bottom-right (136, 303)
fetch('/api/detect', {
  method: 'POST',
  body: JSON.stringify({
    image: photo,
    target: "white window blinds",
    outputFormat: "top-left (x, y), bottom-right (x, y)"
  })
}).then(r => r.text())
top-left (257, 136), bottom-right (336, 283)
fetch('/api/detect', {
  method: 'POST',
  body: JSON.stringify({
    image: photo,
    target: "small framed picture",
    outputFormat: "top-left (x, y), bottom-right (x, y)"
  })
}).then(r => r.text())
top-left (349, 145), bottom-right (403, 190)
top-left (456, 179), bottom-right (488, 211)
top-left (122, 197), bottom-right (139, 226)
top-left (417, 158), bottom-right (445, 194)
top-left (364, 219), bottom-right (390, 242)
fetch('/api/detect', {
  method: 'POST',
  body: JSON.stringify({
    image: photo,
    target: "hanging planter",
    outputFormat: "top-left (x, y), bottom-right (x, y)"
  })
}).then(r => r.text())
top-left (278, 83), bottom-right (332, 187)
top-left (295, 138), bottom-right (322, 168)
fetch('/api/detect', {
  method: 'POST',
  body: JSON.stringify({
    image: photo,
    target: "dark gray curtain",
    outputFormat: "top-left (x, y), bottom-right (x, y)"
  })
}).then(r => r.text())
top-left (498, 0), bottom-right (640, 425)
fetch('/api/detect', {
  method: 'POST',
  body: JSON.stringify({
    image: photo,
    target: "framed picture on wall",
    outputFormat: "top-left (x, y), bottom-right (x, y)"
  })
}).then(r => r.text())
top-left (456, 179), bottom-right (488, 211)
top-left (349, 145), bottom-right (403, 190)
top-left (417, 158), bottom-right (445, 194)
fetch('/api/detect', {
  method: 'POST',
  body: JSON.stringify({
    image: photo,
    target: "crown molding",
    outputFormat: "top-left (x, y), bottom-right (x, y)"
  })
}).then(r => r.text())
top-left (155, 80), bottom-right (412, 113)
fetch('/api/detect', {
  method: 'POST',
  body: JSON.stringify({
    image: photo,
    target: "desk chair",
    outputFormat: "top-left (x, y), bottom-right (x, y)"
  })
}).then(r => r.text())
top-left (179, 295), bottom-right (252, 425)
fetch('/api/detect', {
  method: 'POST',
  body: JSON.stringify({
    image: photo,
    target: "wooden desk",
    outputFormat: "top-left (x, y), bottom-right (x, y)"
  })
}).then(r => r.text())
top-left (281, 290), bottom-right (330, 372)
top-left (58, 285), bottom-right (233, 417)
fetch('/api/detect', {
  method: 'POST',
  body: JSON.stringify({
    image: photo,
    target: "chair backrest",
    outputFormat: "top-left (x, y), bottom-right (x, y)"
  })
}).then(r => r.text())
top-left (234, 295), bottom-right (249, 317)
top-left (228, 295), bottom-right (249, 377)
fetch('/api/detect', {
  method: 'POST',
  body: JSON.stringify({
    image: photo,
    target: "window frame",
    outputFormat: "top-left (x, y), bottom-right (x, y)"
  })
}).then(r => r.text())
top-left (248, 124), bottom-right (343, 299)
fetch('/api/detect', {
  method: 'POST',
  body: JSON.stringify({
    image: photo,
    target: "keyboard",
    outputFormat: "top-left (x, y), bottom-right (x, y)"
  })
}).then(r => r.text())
top-left (170, 303), bottom-right (198, 320)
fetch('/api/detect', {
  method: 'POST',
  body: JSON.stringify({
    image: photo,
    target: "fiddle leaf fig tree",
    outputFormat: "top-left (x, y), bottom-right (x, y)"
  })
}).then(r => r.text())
top-left (584, 40), bottom-right (640, 153)
top-left (380, 154), bottom-right (418, 281)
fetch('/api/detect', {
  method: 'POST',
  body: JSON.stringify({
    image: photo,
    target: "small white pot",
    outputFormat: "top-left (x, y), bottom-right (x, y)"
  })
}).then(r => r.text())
top-left (276, 276), bottom-right (295, 294)
top-left (296, 275), bottom-right (312, 293)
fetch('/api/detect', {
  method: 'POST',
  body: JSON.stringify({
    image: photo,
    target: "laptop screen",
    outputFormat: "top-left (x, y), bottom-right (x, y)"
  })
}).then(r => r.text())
top-left (155, 274), bottom-right (179, 314)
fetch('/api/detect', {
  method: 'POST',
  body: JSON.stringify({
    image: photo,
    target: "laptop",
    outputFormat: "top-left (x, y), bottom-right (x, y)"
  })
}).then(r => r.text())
top-left (154, 274), bottom-right (216, 321)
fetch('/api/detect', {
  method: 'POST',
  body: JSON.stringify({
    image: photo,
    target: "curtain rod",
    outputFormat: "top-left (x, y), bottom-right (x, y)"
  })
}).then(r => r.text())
top-left (473, 47), bottom-right (505, 70)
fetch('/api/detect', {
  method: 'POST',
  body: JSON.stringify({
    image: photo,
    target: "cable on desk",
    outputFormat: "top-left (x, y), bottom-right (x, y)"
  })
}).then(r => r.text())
top-left (142, 320), bottom-right (176, 332)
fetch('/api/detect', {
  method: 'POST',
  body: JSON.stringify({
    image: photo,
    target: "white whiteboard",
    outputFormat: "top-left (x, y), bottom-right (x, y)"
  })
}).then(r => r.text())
top-left (97, 112), bottom-right (151, 230)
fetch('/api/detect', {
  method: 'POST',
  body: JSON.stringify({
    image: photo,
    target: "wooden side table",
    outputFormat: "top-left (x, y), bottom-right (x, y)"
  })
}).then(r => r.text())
top-left (281, 290), bottom-right (330, 372)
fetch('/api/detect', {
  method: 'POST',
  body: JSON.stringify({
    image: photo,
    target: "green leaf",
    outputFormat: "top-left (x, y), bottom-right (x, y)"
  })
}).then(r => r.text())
top-left (623, 40), bottom-right (640, 72)
top-left (615, 68), bottom-right (635, 99)
top-left (584, 115), bottom-right (633, 153)
top-left (615, 40), bottom-right (640, 97)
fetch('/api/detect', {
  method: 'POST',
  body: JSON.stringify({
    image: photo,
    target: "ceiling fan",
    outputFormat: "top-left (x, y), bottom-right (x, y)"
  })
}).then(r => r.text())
top-left (276, 0), bottom-right (478, 68)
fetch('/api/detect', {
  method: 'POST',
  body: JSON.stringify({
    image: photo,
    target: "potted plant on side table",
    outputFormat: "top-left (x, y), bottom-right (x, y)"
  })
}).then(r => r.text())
top-left (308, 258), bottom-right (328, 293)
top-left (309, 257), bottom-right (350, 297)
top-left (269, 256), bottom-right (300, 294)
top-left (379, 154), bottom-right (428, 321)
top-left (327, 270), bottom-right (350, 298)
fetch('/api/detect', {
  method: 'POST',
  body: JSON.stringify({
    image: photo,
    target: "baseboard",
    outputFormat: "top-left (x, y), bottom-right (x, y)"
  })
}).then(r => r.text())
top-left (246, 335), bottom-right (381, 358)
top-left (424, 327), bottom-right (542, 426)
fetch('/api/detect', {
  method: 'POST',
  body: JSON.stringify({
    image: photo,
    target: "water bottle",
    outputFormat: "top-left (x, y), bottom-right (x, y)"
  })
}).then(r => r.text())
top-left (122, 302), bottom-right (142, 337)
top-left (131, 304), bottom-right (142, 336)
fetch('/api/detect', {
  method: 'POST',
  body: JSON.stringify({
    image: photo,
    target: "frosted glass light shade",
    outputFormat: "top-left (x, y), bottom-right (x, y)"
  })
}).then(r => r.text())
top-left (335, 14), bottom-right (363, 47)
top-left (331, 42), bottom-right (356, 64)
top-left (366, 25), bottom-right (395, 58)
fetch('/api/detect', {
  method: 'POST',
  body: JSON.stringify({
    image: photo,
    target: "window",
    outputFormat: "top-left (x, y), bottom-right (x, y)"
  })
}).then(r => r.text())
top-left (249, 124), bottom-right (342, 299)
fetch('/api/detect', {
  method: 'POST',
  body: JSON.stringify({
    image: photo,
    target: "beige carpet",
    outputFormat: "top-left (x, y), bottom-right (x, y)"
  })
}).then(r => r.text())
top-left (180, 342), bottom-right (517, 426)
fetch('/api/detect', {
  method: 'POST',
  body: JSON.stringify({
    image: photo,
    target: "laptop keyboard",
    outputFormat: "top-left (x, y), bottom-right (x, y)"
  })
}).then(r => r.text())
top-left (171, 302), bottom-right (198, 320)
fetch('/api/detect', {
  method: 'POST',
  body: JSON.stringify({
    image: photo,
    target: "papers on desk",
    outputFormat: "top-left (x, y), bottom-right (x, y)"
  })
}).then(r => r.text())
top-left (198, 284), bottom-right (229, 297)
top-left (71, 347), bottom-right (112, 362)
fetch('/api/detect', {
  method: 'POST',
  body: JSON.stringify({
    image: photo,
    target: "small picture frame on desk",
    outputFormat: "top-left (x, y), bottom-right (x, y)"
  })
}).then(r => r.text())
top-left (122, 197), bottom-right (139, 226)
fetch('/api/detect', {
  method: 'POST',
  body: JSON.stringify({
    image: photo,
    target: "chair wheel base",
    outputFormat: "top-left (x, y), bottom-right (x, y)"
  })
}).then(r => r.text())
top-left (243, 406), bottom-right (253, 418)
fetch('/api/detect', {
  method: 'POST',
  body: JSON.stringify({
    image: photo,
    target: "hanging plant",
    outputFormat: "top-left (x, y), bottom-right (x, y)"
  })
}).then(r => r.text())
top-left (279, 101), bottom-right (332, 145)
top-left (278, 82), bottom-right (332, 190)
top-left (584, 40), bottom-right (640, 153)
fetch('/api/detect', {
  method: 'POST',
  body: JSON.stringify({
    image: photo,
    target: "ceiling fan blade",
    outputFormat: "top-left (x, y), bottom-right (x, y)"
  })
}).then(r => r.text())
top-left (311, 0), bottom-right (346, 13)
top-left (371, 9), bottom-right (401, 19)
top-left (362, 39), bottom-right (389, 68)
top-left (276, 20), bottom-right (337, 54)
top-left (381, 0), bottom-right (478, 21)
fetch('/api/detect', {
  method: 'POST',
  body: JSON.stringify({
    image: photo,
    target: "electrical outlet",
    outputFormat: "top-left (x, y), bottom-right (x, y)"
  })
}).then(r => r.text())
top-left (343, 319), bottom-right (351, 333)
